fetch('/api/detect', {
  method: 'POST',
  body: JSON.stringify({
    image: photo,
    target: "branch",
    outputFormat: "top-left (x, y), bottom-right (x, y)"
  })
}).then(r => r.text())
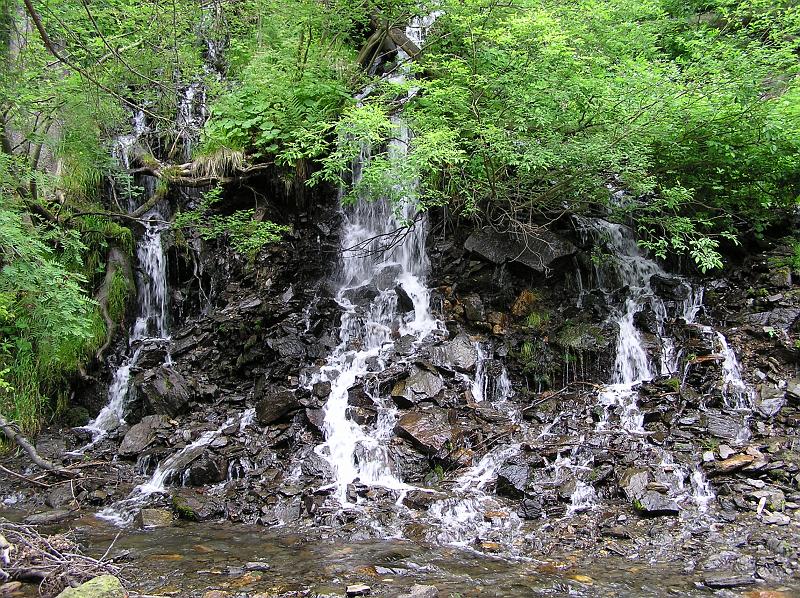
top-left (0, 414), bottom-right (77, 477)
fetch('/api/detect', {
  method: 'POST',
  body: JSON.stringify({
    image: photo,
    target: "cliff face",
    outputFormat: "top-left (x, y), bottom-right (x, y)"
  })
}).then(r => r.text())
top-left (3, 182), bottom-right (799, 585)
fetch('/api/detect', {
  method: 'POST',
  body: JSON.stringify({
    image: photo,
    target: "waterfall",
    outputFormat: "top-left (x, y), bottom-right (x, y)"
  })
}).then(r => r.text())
top-left (716, 331), bottom-right (754, 410)
top-left (313, 17), bottom-right (441, 504)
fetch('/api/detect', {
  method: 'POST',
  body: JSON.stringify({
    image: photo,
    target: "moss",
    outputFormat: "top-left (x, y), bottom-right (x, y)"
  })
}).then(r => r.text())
top-left (172, 495), bottom-right (198, 521)
top-left (664, 377), bottom-right (680, 392)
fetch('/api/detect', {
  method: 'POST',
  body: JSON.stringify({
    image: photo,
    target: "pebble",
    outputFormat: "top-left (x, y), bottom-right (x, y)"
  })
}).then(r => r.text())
top-left (719, 444), bottom-right (735, 459)
top-left (346, 584), bottom-right (371, 596)
top-left (244, 561), bottom-right (270, 571)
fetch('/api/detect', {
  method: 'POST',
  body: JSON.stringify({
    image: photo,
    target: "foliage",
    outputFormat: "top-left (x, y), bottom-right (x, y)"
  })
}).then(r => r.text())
top-left (173, 186), bottom-right (290, 257)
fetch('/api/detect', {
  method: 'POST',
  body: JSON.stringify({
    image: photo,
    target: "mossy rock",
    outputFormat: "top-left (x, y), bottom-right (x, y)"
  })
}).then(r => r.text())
top-left (56, 575), bottom-right (126, 598)
top-left (64, 406), bottom-right (90, 427)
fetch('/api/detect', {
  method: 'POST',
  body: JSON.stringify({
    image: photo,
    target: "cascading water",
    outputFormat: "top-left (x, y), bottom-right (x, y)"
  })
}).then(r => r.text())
top-left (312, 18), bottom-right (441, 504)
top-left (77, 119), bottom-right (170, 448)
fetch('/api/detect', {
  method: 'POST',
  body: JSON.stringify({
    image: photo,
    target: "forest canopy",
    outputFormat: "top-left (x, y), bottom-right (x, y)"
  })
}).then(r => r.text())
top-left (0, 0), bottom-right (799, 429)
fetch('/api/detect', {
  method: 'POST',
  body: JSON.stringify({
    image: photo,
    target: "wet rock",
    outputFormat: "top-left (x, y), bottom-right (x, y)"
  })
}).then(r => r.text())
top-left (118, 415), bottom-right (169, 457)
top-left (703, 573), bottom-right (755, 589)
top-left (64, 406), bottom-right (90, 427)
top-left (706, 411), bottom-right (746, 443)
top-left (374, 264), bottom-right (402, 290)
top-left (464, 227), bottom-right (576, 273)
top-left (395, 408), bottom-right (453, 455)
top-left (342, 283), bottom-right (379, 306)
top-left (186, 452), bottom-right (227, 485)
top-left (244, 561), bottom-right (271, 571)
top-left (136, 508), bottom-right (173, 528)
top-left (346, 584), bottom-right (371, 596)
top-left (511, 289), bottom-right (537, 317)
top-left (47, 485), bottom-right (80, 509)
top-left (266, 336), bottom-right (306, 360)
top-left (55, 575), bottom-right (126, 598)
top-left (301, 450), bottom-right (333, 479)
top-left (312, 381), bottom-right (331, 399)
top-left (394, 334), bottom-right (417, 356)
top-left (650, 274), bottom-right (690, 301)
top-left (391, 367), bottom-right (444, 407)
top-left (24, 509), bottom-right (74, 525)
top-left (712, 454), bottom-right (755, 475)
top-left (756, 385), bottom-right (786, 418)
top-left (398, 586), bottom-right (439, 598)
top-left (618, 467), bottom-right (679, 516)
top-left (135, 366), bottom-right (191, 417)
top-left (431, 333), bottom-right (478, 373)
top-left (496, 461), bottom-right (529, 498)
top-left (305, 408), bottom-right (326, 435)
top-left (255, 386), bottom-right (301, 424)
top-left (395, 285), bottom-right (415, 313)
top-left (461, 294), bottom-right (484, 322)
top-left (402, 489), bottom-right (447, 510)
top-left (0, 582), bottom-right (24, 594)
top-left (172, 489), bottom-right (224, 521)
top-left (633, 305), bottom-right (659, 334)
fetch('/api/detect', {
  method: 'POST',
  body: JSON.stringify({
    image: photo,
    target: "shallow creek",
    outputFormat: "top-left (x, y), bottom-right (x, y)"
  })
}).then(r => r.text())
top-left (5, 511), bottom-right (796, 597)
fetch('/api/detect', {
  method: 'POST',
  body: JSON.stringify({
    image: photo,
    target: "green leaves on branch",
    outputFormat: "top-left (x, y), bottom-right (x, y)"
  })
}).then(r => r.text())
top-left (173, 186), bottom-right (289, 258)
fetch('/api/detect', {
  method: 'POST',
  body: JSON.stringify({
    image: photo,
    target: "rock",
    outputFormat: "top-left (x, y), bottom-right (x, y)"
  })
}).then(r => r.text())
top-left (496, 461), bottom-right (529, 498)
top-left (255, 386), bottom-right (301, 424)
top-left (266, 336), bottom-right (307, 360)
top-left (650, 274), bottom-right (690, 301)
top-left (64, 406), bottom-right (90, 427)
top-left (398, 585), bottom-right (439, 598)
top-left (391, 367), bottom-right (444, 407)
top-left (47, 484), bottom-right (79, 509)
top-left (24, 509), bottom-right (73, 525)
top-left (703, 573), bottom-right (755, 589)
top-left (301, 451), bottom-right (333, 479)
top-left (511, 289), bottom-right (537, 317)
top-left (755, 385), bottom-right (786, 418)
top-left (706, 411), bottom-right (746, 443)
top-left (186, 452), bottom-right (227, 485)
top-left (402, 489), bottom-right (447, 510)
top-left (305, 408), bottom-right (326, 434)
top-left (714, 454), bottom-right (755, 474)
top-left (201, 592), bottom-right (230, 598)
top-left (0, 581), bottom-right (24, 594)
top-left (374, 264), bottom-right (402, 290)
top-left (394, 285), bottom-right (415, 313)
top-left (785, 378), bottom-right (800, 402)
top-left (245, 561), bottom-right (271, 571)
top-left (618, 467), bottom-right (679, 516)
top-left (342, 284), bottom-right (379, 306)
top-left (395, 409), bottom-right (453, 455)
top-left (461, 294), bottom-right (484, 322)
top-left (55, 575), bottom-right (126, 598)
top-left (346, 584), bottom-right (371, 596)
top-left (135, 366), bottom-right (191, 417)
top-left (430, 333), bottom-right (478, 372)
top-left (172, 489), bottom-right (224, 521)
top-left (718, 444), bottom-right (735, 459)
top-left (633, 305), bottom-right (659, 334)
top-left (464, 227), bottom-right (576, 273)
top-left (312, 381), bottom-right (331, 398)
top-left (136, 508), bottom-right (173, 529)
top-left (118, 415), bottom-right (169, 457)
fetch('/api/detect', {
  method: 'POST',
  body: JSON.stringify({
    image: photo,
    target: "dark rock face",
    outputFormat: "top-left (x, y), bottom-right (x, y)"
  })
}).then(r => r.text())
top-left (134, 366), bottom-right (192, 417)
top-left (391, 367), bottom-right (444, 407)
top-left (395, 408), bottom-right (453, 455)
top-left (118, 415), bottom-right (169, 457)
top-left (255, 386), bottom-right (301, 425)
top-left (430, 333), bottom-right (478, 372)
top-left (464, 227), bottom-right (576, 273)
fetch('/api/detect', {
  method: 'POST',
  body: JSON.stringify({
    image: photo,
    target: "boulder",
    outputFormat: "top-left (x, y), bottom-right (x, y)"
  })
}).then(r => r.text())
top-left (755, 385), bottom-right (786, 418)
top-left (341, 284), bottom-right (379, 306)
top-left (186, 452), bottom-right (227, 485)
top-left (172, 489), bottom-right (225, 521)
top-left (431, 333), bottom-right (478, 373)
top-left (24, 509), bottom-right (74, 525)
top-left (374, 264), bottom-right (402, 290)
top-left (395, 285), bottom-right (415, 313)
top-left (136, 508), bottom-right (173, 529)
top-left (618, 467), bottom-right (679, 517)
top-left (255, 385), bottom-right (302, 424)
top-left (461, 294), bottom-right (484, 322)
top-left (496, 460), bottom-right (529, 498)
top-left (56, 575), bottom-right (127, 598)
top-left (395, 408), bottom-right (453, 455)
top-left (118, 415), bottom-right (169, 457)
top-left (650, 274), bottom-right (690, 301)
top-left (391, 367), bottom-right (444, 407)
top-left (464, 227), bottom-right (576, 273)
top-left (706, 411), bottom-right (747, 443)
top-left (266, 336), bottom-right (306, 360)
top-left (135, 366), bottom-right (192, 417)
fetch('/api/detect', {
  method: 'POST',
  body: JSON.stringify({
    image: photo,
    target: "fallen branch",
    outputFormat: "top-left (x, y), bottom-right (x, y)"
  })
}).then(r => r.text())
top-left (0, 415), bottom-right (77, 478)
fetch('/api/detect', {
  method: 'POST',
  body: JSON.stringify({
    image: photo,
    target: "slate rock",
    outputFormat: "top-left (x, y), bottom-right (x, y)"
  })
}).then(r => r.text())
top-left (136, 508), bottom-right (173, 529)
top-left (172, 489), bottom-right (225, 521)
top-left (118, 415), bottom-right (169, 457)
top-left (255, 385), bottom-right (302, 424)
top-left (464, 227), bottom-right (576, 273)
top-left (395, 408), bottom-right (453, 455)
top-left (135, 366), bottom-right (191, 417)
top-left (391, 367), bottom-right (444, 407)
